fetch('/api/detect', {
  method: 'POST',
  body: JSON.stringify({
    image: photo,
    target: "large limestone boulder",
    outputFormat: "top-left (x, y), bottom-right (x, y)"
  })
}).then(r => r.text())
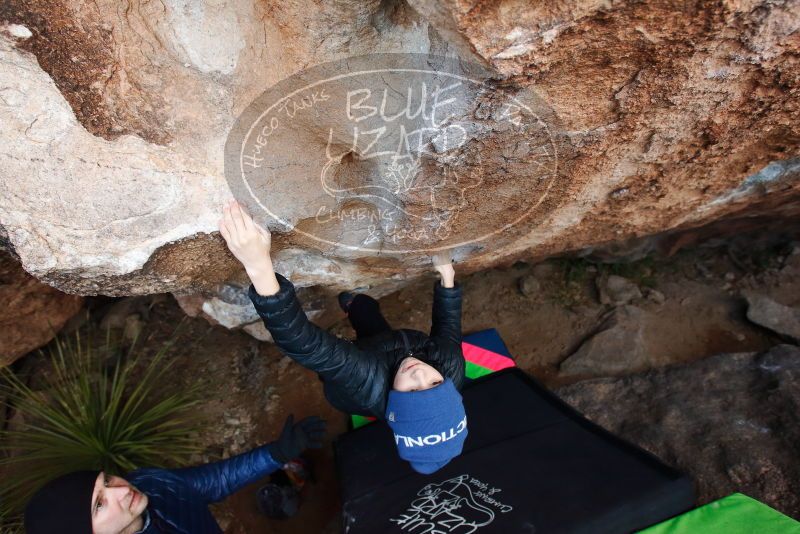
top-left (0, 1), bottom-right (798, 308)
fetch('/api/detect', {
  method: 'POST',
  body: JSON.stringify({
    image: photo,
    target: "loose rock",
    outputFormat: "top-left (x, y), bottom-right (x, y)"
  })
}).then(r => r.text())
top-left (517, 274), bottom-right (541, 297)
top-left (559, 305), bottom-right (652, 377)
top-left (596, 274), bottom-right (643, 306)
top-left (743, 291), bottom-right (800, 343)
top-left (99, 296), bottom-right (159, 330)
top-left (644, 287), bottom-right (666, 305)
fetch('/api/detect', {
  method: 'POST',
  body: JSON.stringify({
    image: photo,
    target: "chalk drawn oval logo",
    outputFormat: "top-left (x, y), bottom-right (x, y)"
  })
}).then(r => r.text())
top-left (225, 54), bottom-right (560, 256)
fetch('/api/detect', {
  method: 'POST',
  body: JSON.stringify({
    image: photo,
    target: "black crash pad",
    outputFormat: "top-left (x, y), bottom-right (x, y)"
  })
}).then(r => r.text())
top-left (334, 368), bottom-right (695, 534)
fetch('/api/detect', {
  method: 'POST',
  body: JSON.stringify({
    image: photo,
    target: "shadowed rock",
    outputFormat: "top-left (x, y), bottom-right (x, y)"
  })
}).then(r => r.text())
top-left (743, 291), bottom-right (800, 343)
top-left (0, 251), bottom-right (83, 366)
top-left (596, 274), bottom-right (642, 306)
top-left (557, 345), bottom-right (800, 518)
top-left (560, 305), bottom-right (652, 377)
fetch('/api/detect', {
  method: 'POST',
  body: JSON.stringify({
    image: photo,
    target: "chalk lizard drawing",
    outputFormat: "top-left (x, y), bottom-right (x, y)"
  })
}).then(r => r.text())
top-left (319, 117), bottom-right (483, 235)
top-left (389, 474), bottom-right (496, 534)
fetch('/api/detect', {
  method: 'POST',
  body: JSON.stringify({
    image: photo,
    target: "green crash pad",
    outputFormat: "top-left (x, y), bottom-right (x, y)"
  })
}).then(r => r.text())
top-left (639, 493), bottom-right (800, 534)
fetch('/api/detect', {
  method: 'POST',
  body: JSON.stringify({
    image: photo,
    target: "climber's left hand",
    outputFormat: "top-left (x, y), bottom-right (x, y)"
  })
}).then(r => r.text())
top-left (432, 252), bottom-right (455, 287)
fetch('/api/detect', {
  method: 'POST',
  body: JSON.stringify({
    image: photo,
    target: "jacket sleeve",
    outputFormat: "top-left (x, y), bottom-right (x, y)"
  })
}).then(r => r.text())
top-left (248, 272), bottom-right (374, 383)
top-left (430, 279), bottom-right (463, 346)
top-left (166, 444), bottom-right (282, 503)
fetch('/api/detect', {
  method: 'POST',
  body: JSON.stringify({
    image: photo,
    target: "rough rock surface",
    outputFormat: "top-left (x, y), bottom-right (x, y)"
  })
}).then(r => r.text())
top-left (174, 283), bottom-right (329, 340)
top-left (0, 1), bottom-right (798, 309)
top-left (557, 344), bottom-right (800, 519)
top-left (517, 273), bottom-right (541, 297)
top-left (559, 305), bottom-right (655, 377)
top-left (0, 251), bottom-right (83, 365)
top-left (596, 274), bottom-right (643, 306)
top-left (743, 290), bottom-right (800, 342)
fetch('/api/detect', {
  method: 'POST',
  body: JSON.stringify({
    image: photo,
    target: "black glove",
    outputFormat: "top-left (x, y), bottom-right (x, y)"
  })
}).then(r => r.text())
top-left (268, 414), bottom-right (327, 464)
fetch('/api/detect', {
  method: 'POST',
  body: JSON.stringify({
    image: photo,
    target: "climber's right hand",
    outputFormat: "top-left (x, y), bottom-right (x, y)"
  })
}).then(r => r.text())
top-left (218, 199), bottom-right (272, 273)
top-left (432, 251), bottom-right (455, 286)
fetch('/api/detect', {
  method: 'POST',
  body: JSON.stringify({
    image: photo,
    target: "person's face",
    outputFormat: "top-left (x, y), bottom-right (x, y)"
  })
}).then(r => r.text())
top-left (393, 356), bottom-right (444, 392)
top-left (90, 471), bottom-right (148, 534)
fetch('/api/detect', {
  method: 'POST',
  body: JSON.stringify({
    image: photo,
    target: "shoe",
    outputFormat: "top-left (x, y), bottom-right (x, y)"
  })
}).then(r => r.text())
top-left (338, 291), bottom-right (356, 313)
top-left (256, 480), bottom-right (299, 519)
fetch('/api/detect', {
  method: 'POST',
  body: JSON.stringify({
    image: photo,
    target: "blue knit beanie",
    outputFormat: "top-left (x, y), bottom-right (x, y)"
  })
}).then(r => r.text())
top-left (386, 378), bottom-right (468, 474)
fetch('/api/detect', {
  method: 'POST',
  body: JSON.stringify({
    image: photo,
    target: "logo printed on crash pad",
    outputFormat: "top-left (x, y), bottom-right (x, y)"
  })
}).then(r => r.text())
top-left (390, 474), bottom-right (514, 533)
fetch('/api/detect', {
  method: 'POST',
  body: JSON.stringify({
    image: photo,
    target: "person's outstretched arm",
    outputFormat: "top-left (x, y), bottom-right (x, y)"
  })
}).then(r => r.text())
top-left (218, 200), bottom-right (377, 388)
top-left (163, 415), bottom-right (325, 503)
top-left (430, 253), bottom-right (462, 346)
top-left (218, 199), bottom-right (280, 298)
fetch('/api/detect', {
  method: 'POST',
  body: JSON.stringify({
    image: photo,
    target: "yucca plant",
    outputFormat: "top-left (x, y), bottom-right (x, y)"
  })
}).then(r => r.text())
top-left (0, 318), bottom-right (208, 528)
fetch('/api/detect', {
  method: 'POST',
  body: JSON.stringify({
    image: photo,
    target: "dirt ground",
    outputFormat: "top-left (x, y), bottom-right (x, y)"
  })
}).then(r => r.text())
top-left (10, 236), bottom-right (799, 532)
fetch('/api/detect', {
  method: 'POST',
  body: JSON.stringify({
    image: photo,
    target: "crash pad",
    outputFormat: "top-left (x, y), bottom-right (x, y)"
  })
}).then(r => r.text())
top-left (335, 367), bottom-right (695, 533)
top-left (638, 493), bottom-right (800, 534)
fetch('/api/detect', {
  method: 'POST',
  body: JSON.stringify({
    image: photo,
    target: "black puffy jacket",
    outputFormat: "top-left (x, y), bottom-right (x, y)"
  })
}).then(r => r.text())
top-left (249, 273), bottom-right (465, 419)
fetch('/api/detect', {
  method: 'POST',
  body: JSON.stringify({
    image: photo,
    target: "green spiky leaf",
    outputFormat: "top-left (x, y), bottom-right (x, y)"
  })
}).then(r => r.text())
top-left (0, 318), bottom-right (208, 530)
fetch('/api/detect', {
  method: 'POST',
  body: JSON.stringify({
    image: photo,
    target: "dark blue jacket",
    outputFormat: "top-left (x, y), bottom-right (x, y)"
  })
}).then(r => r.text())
top-left (127, 444), bottom-right (282, 533)
top-left (249, 273), bottom-right (465, 419)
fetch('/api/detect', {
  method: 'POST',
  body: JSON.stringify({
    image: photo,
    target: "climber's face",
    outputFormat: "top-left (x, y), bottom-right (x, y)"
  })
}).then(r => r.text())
top-left (91, 471), bottom-right (147, 534)
top-left (393, 356), bottom-right (444, 392)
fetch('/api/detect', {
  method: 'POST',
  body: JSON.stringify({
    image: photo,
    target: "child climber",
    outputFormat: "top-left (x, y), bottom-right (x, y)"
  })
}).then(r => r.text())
top-left (219, 200), bottom-right (467, 474)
